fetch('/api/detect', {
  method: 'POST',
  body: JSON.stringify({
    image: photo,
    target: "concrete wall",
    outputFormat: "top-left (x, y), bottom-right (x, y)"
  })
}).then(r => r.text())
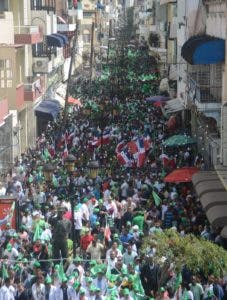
top-left (0, 12), bottom-right (14, 44)
top-left (0, 113), bottom-right (13, 175)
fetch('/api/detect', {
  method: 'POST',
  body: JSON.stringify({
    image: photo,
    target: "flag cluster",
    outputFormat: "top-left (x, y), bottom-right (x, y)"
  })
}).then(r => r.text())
top-left (116, 137), bottom-right (152, 168)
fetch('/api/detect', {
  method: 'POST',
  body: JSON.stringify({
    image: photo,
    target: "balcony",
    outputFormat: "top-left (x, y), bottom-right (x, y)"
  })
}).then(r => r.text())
top-left (33, 57), bottom-right (53, 74)
top-left (16, 84), bottom-right (25, 110)
top-left (31, 0), bottom-right (55, 13)
top-left (57, 16), bottom-right (77, 32)
top-left (187, 64), bottom-right (222, 104)
top-left (14, 25), bottom-right (43, 44)
top-left (24, 77), bottom-right (44, 101)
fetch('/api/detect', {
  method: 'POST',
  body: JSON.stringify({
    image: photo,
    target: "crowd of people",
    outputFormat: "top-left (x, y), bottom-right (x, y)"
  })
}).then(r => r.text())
top-left (0, 96), bottom-right (225, 300)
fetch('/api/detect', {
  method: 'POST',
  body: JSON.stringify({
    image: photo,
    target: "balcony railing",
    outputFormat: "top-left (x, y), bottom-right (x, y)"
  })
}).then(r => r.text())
top-left (14, 25), bottom-right (43, 44)
top-left (31, 0), bottom-right (56, 13)
top-left (24, 78), bottom-right (43, 101)
top-left (187, 75), bottom-right (222, 103)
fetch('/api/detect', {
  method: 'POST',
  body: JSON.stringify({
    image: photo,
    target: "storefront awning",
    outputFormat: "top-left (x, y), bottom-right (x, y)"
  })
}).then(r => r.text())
top-left (200, 191), bottom-right (227, 212)
top-left (181, 35), bottom-right (225, 65)
top-left (164, 98), bottom-right (185, 114)
top-left (192, 171), bottom-right (225, 197)
top-left (192, 171), bottom-right (227, 227)
top-left (46, 33), bottom-right (68, 47)
top-left (52, 33), bottom-right (68, 45)
top-left (35, 99), bottom-right (62, 120)
top-left (160, 0), bottom-right (176, 5)
top-left (206, 204), bottom-right (227, 228)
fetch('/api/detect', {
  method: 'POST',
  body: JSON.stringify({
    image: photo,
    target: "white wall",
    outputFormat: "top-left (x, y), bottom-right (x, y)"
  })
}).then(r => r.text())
top-left (0, 12), bottom-right (14, 44)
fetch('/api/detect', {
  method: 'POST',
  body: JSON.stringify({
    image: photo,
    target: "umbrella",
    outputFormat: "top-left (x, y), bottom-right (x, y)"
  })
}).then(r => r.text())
top-left (164, 167), bottom-right (199, 183)
top-left (68, 97), bottom-right (82, 107)
top-left (146, 96), bottom-right (170, 103)
top-left (164, 135), bottom-right (196, 147)
top-left (153, 101), bottom-right (166, 107)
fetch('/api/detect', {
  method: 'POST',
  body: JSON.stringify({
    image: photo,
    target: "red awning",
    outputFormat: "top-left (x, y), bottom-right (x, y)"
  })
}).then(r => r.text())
top-left (68, 96), bottom-right (82, 106)
top-left (164, 167), bottom-right (199, 183)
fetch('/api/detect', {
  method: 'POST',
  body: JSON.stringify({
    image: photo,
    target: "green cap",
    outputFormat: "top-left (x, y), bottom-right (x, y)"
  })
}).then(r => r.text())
top-left (6, 243), bottom-right (12, 252)
top-left (74, 256), bottom-right (82, 263)
top-left (160, 287), bottom-right (165, 292)
top-left (95, 287), bottom-right (101, 293)
top-left (45, 275), bottom-right (52, 284)
top-left (33, 261), bottom-right (41, 268)
top-left (73, 281), bottom-right (80, 289)
top-left (62, 275), bottom-right (68, 283)
top-left (93, 208), bottom-right (100, 214)
top-left (83, 197), bottom-right (89, 203)
top-left (89, 260), bottom-right (97, 266)
top-left (79, 288), bottom-right (86, 295)
top-left (89, 284), bottom-right (96, 292)
top-left (123, 288), bottom-right (130, 296)
top-left (85, 277), bottom-right (92, 283)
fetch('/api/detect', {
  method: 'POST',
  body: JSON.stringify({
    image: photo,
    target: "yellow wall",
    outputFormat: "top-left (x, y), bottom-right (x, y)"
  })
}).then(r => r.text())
top-left (0, 46), bottom-right (25, 110)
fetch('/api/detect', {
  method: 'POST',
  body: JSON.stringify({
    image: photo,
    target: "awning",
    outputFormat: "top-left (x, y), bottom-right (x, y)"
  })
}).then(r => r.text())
top-left (46, 33), bottom-right (68, 47)
top-left (47, 34), bottom-right (64, 47)
top-left (35, 99), bottom-right (62, 120)
top-left (160, 0), bottom-right (176, 5)
top-left (164, 98), bottom-right (185, 114)
top-left (200, 191), bottom-right (227, 212)
top-left (206, 204), bottom-right (227, 227)
top-left (181, 35), bottom-right (225, 65)
top-left (52, 33), bottom-right (68, 45)
top-left (192, 171), bottom-right (225, 197)
top-left (192, 171), bottom-right (227, 227)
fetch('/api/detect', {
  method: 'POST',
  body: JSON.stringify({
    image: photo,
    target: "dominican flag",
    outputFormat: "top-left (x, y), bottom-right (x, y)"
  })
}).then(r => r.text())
top-left (102, 129), bottom-right (111, 145)
top-left (136, 138), bottom-right (146, 167)
top-left (160, 153), bottom-right (176, 169)
top-left (116, 141), bottom-right (125, 153)
top-left (48, 144), bottom-right (55, 158)
top-left (117, 150), bottom-right (132, 167)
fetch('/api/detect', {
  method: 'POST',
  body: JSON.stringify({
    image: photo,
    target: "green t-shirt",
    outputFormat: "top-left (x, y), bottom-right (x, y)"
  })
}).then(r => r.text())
top-left (132, 215), bottom-right (144, 231)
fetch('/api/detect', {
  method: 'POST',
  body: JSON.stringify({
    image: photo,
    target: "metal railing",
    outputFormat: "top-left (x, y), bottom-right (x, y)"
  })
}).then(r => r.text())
top-left (14, 25), bottom-right (40, 35)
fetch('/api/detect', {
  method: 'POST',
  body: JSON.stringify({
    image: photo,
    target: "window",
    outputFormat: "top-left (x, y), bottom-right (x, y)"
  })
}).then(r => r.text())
top-left (83, 29), bottom-right (91, 44)
top-left (0, 59), bottom-right (12, 88)
top-left (7, 80), bottom-right (12, 88)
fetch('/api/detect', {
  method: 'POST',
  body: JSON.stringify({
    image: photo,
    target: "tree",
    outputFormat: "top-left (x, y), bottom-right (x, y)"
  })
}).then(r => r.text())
top-left (142, 229), bottom-right (227, 282)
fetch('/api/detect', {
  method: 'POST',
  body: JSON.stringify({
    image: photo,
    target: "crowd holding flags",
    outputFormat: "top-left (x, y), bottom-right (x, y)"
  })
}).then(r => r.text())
top-left (115, 136), bottom-right (152, 168)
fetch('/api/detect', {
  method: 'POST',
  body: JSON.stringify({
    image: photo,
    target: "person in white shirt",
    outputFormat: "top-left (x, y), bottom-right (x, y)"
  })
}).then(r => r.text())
top-left (107, 251), bottom-right (117, 271)
top-left (106, 242), bottom-right (122, 260)
top-left (0, 278), bottom-right (15, 300)
top-left (74, 205), bottom-right (83, 246)
top-left (81, 198), bottom-right (90, 223)
top-left (44, 276), bottom-right (56, 300)
top-left (54, 277), bottom-right (75, 300)
top-left (123, 244), bottom-right (137, 266)
top-left (31, 276), bottom-right (45, 300)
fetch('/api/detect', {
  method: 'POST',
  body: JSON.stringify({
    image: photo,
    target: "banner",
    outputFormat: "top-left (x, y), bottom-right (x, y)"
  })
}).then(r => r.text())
top-left (0, 197), bottom-right (17, 229)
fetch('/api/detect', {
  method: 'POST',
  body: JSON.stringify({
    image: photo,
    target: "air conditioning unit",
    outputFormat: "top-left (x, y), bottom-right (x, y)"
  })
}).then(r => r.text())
top-left (33, 57), bottom-right (52, 74)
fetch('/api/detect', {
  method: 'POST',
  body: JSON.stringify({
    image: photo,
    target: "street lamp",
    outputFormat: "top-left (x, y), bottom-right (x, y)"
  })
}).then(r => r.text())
top-left (64, 154), bottom-right (76, 172)
top-left (42, 163), bottom-right (55, 182)
top-left (87, 159), bottom-right (100, 179)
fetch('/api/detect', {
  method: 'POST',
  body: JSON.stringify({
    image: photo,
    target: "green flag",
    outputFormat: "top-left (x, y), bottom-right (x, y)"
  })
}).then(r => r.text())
top-left (33, 224), bottom-right (42, 242)
top-left (161, 169), bottom-right (166, 179)
top-left (52, 174), bottom-right (58, 188)
top-left (174, 273), bottom-right (182, 290)
top-left (152, 190), bottom-right (162, 207)
top-left (2, 263), bottom-right (9, 279)
top-left (58, 258), bottom-right (65, 282)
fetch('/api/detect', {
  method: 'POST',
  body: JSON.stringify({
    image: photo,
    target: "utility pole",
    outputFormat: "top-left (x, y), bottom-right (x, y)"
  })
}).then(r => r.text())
top-left (89, 21), bottom-right (95, 83)
top-left (64, 20), bottom-right (80, 118)
top-left (107, 19), bottom-right (112, 65)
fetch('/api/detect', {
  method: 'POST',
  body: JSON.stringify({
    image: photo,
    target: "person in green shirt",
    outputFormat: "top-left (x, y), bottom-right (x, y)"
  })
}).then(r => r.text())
top-left (132, 211), bottom-right (145, 231)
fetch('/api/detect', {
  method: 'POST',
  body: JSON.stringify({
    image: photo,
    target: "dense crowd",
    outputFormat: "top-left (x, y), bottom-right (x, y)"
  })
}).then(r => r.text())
top-left (0, 97), bottom-right (225, 300)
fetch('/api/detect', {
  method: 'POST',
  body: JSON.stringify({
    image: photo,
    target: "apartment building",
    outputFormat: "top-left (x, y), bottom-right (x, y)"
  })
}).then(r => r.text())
top-left (0, 0), bottom-right (83, 172)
